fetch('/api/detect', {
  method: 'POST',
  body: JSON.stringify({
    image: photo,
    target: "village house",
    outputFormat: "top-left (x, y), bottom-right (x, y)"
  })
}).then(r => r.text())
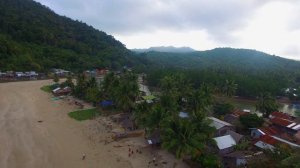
top-left (52, 68), bottom-right (71, 77)
top-left (251, 127), bottom-right (300, 148)
top-left (52, 86), bottom-right (72, 96)
top-left (267, 112), bottom-right (300, 144)
top-left (225, 130), bottom-right (245, 143)
top-left (213, 135), bottom-right (237, 155)
top-left (269, 111), bottom-right (294, 120)
top-left (254, 134), bottom-right (278, 151)
top-left (0, 71), bottom-right (6, 77)
top-left (250, 127), bottom-right (278, 139)
top-left (209, 117), bottom-right (235, 136)
top-left (223, 151), bottom-right (263, 168)
top-left (224, 109), bottom-right (249, 125)
top-left (84, 68), bottom-right (109, 85)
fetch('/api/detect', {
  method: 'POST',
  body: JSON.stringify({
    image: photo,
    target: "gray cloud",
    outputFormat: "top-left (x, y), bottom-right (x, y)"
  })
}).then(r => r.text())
top-left (35, 0), bottom-right (268, 43)
top-left (34, 0), bottom-right (300, 59)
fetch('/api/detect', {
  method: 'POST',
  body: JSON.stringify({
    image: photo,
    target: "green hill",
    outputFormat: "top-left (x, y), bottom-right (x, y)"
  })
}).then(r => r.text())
top-left (135, 48), bottom-right (300, 97)
top-left (0, 0), bottom-right (135, 72)
top-left (136, 48), bottom-right (300, 73)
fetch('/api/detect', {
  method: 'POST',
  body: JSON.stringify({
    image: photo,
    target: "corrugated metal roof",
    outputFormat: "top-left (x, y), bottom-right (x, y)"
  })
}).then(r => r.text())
top-left (292, 124), bottom-right (300, 130)
top-left (213, 135), bottom-right (236, 150)
top-left (259, 127), bottom-right (278, 135)
top-left (255, 141), bottom-right (275, 150)
top-left (287, 123), bottom-right (297, 128)
top-left (258, 135), bottom-right (278, 145)
top-left (269, 112), bottom-right (292, 120)
top-left (226, 130), bottom-right (244, 143)
top-left (52, 87), bottom-right (61, 93)
top-left (208, 117), bottom-right (232, 130)
top-left (270, 117), bottom-right (293, 127)
top-left (272, 136), bottom-right (300, 148)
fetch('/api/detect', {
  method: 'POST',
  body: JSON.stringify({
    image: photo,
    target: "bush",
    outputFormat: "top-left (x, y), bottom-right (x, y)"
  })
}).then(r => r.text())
top-left (213, 102), bottom-right (234, 116)
top-left (239, 113), bottom-right (264, 128)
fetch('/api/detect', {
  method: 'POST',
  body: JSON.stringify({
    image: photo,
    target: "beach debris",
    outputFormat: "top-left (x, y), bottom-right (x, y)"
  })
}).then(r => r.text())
top-left (82, 153), bottom-right (86, 160)
top-left (37, 120), bottom-right (43, 123)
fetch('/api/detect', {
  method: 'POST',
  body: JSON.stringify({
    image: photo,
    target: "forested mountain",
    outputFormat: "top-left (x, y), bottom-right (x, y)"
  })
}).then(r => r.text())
top-left (135, 48), bottom-right (300, 97)
top-left (131, 46), bottom-right (195, 53)
top-left (136, 48), bottom-right (300, 72)
top-left (0, 0), bottom-right (137, 72)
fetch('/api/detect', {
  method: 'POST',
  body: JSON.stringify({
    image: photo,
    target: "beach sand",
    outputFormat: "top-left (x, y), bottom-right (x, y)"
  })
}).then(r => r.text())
top-left (0, 80), bottom-right (188, 168)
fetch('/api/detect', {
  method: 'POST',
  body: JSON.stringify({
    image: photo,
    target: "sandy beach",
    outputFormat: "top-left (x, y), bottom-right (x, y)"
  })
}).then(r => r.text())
top-left (0, 80), bottom-right (188, 168)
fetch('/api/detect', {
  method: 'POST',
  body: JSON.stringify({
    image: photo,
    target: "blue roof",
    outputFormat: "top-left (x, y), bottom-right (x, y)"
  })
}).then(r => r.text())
top-left (100, 100), bottom-right (114, 107)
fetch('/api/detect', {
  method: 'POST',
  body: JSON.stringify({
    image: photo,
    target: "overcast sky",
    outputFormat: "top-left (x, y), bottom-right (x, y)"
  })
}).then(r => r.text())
top-left (35, 0), bottom-right (300, 60)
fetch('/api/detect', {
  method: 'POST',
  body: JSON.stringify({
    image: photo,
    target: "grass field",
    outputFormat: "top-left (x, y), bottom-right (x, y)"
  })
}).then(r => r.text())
top-left (40, 85), bottom-right (52, 93)
top-left (68, 108), bottom-right (101, 121)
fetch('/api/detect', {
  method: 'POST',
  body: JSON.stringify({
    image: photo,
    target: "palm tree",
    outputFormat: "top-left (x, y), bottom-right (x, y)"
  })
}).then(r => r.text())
top-left (256, 92), bottom-right (279, 117)
top-left (161, 118), bottom-right (210, 159)
top-left (101, 72), bottom-right (118, 99)
top-left (115, 72), bottom-right (139, 113)
top-left (133, 102), bottom-right (151, 127)
top-left (144, 105), bottom-right (169, 135)
top-left (222, 79), bottom-right (237, 97)
top-left (73, 74), bottom-right (87, 98)
top-left (189, 84), bottom-right (214, 113)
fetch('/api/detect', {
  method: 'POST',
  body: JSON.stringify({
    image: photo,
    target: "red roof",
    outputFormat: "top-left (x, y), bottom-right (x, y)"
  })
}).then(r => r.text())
top-left (232, 109), bottom-right (248, 117)
top-left (270, 117), bottom-right (293, 127)
top-left (270, 112), bottom-right (292, 120)
top-left (260, 127), bottom-right (278, 135)
top-left (259, 135), bottom-right (279, 145)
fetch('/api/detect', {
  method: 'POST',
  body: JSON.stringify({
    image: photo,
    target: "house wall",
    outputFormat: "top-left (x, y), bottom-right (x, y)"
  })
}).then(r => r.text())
top-left (251, 129), bottom-right (264, 139)
top-left (219, 147), bottom-right (234, 155)
top-left (237, 158), bottom-right (246, 167)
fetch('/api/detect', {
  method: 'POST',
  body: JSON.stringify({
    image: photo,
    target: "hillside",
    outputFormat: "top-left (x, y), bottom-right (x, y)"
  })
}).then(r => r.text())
top-left (135, 48), bottom-right (300, 97)
top-left (0, 0), bottom-right (136, 72)
top-left (136, 48), bottom-right (300, 72)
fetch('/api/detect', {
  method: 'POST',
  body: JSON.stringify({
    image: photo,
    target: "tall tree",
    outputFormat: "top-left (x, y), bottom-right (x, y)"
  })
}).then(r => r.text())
top-left (239, 114), bottom-right (264, 128)
top-left (85, 86), bottom-right (100, 106)
top-left (189, 84), bottom-right (214, 113)
top-left (256, 92), bottom-right (279, 117)
top-left (222, 79), bottom-right (237, 97)
top-left (73, 74), bottom-right (87, 99)
top-left (115, 72), bottom-right (139, 112)
top-left (161, 118), bottom-right (208, 159)
top-left (101, 72), bottom-right (119, 100)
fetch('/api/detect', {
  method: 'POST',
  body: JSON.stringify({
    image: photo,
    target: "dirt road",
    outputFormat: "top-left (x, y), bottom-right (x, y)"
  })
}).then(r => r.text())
top-left (0, 80), bottom-right (131, 168)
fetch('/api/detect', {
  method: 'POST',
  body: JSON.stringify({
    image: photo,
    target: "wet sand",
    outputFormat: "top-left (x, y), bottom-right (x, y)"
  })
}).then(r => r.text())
top-left (0, 80), bottom-right (132, 168)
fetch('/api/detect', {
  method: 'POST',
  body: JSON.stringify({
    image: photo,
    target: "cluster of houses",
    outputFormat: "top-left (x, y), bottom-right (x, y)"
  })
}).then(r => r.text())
top-left (51, 68), bottom-right (71, 77)
top-left (0, 70), bottom-right (44, 80)
top-left (207, 110), bottom-right (300, 168)
top-left (83, 68), bottom-right (109, 85)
